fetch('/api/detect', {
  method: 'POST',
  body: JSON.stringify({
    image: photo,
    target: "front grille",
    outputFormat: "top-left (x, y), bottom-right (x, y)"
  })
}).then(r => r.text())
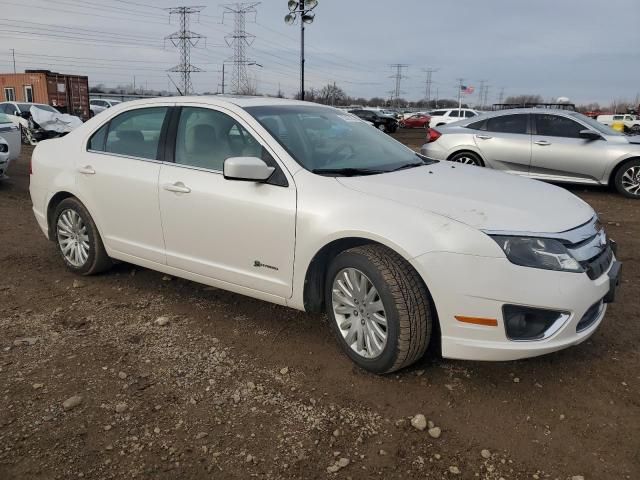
top-left (582, 245), bottom-right (613, 280)
top-left (577, 299), bottom-right (604, 332)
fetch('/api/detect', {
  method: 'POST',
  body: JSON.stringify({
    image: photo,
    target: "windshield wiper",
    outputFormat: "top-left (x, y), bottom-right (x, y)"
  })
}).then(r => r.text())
top-left (390, 162), bottom-right (426, 172)
top-left (311, 167), bottom-right (386, 177)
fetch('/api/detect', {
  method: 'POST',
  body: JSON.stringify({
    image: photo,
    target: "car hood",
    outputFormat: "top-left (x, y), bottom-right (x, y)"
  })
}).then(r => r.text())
top-left (337, 162), bottom-right (594, 233)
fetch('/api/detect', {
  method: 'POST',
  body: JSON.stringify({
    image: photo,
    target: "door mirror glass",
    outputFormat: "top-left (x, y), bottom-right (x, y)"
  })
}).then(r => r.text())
top-left (579, 129), bottom-right (602, 141)
top-left (224, 157), bottom-right (275, 182)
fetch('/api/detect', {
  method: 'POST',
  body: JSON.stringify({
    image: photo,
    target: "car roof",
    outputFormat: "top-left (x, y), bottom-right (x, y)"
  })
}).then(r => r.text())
top-left (110, 95), bottom-right (314, 109)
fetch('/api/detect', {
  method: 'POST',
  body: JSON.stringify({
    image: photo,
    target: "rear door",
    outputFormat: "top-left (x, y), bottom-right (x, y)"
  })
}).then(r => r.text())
top-left (77, 104), bottom-right (171, 264)
top-left (530, 113), bottom-right (613, 182)
top-left (472, 113), bottom-right (532, 173)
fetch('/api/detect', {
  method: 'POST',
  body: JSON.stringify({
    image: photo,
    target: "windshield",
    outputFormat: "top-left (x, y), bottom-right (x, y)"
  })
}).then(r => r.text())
top-left (17, 103), bottom-right (59, 113)
top-left (245, 105), bottom-right (434, 175)
top-left (569, 111), bottom-right (623, 136)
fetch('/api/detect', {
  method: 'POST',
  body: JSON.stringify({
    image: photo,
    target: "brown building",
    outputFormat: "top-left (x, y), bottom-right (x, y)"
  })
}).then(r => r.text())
top-left (0, 70), bottom-right (90, 120)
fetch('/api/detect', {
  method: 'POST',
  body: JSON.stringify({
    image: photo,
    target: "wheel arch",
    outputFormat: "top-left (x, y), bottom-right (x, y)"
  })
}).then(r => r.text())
top-left (608, 156), bottom-right (640, 186)
top-left (447, 148), bottom-right (486, 166)
top-left (46, 191), bottom-right (106, 243)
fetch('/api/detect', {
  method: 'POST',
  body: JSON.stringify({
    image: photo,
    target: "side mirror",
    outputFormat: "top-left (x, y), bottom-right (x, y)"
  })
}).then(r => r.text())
top-left (579, 129), bottom-right (602, 141)
top-left (223, 157), bottom-right (275, 182)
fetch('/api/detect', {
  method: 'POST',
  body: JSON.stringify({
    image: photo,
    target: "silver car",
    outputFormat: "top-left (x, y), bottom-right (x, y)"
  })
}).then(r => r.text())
top-left (421, 108), bottom-right (640, 198)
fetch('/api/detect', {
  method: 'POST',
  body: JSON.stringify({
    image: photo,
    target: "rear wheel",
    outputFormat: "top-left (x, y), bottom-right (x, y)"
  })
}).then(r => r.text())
top-left (325, 244), bottom-right (433, 374)
top-left (614, 159), bottom-right (640, 198)
top-left (449, 151), bottom-right (484, 166)
top-left (53, 198), bottom-right (112, 275)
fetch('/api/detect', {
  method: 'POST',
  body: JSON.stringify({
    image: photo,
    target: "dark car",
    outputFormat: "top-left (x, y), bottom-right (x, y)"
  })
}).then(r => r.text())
top-left (348, 109), bottom-right (398, 133)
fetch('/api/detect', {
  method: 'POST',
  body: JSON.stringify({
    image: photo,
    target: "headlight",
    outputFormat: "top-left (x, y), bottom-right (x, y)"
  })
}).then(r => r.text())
top-left (490, 236), bottom-right (584, 273)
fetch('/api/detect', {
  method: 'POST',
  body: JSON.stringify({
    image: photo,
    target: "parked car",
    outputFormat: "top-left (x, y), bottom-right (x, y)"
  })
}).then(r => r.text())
top-left (89, 98), bottom-right (122, 116)
top-left (401, 113), bottom-right (431, 129)
top-left (348, 109), bottom-right (398, 133)
top-left (429, 108), bottom-right (478, 127)
top-left (0, 112), bottom-right (21, 178)
top-left (421, 108), bottom-right (640, 198)
top-left (596, 114), bottom-right (640, 134)
top-left (30, 97), bottom-right (620, 374)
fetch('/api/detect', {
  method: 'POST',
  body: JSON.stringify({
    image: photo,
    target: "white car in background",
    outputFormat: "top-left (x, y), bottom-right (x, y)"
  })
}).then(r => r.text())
top-left (89, 98), bottom-right (122, 117)
top-left (429, 108), bottom-right (478, 126)
top-left (0, 112), bottom-right (21, 178)
top-left (30, 96), bottom-right (620, 374)
top-left (596, 114), bottom-right (640, 134)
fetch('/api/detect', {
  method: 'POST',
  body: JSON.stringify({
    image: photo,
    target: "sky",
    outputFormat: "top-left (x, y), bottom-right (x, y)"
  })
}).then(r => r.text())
top-left (2, 0), bottom-right (639, 105)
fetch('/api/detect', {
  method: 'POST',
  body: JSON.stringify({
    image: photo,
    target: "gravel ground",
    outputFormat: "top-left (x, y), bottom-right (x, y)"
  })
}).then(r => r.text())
top-left (1, 136), bottom-right (638, 479)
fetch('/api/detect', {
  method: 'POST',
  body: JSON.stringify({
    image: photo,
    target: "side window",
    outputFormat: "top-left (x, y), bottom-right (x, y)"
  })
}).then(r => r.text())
top-left (88, 123), bottom-right (109, 151)
top-left (613, 115), bottom-right (623, 120)
top-left (486, 114), bottom-right (528, 134)
top-left (431, 110), bottom-right (446, 116)
top-left (467, 119), bottom-right (486, 130)
top-left (464, 111), bottom-right (476, 118)
top-left (535, 114), bottom-right (583, 138)
top-left (448, 110), bottom-right (460, 118)
top-left (105, 107), bottom-right (167, 160)
top-left (175, 107), bottom-right (262, 171)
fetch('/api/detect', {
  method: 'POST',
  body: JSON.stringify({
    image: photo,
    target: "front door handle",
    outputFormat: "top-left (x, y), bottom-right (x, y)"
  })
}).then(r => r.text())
top-left (535, 140), bottom-right (551, 146)
top-left (475, 134), bottom-right (493, 140)
top-left (163, 182), bottom-right (191, 194)
top-left (78, 165), bottom-right (95, 175)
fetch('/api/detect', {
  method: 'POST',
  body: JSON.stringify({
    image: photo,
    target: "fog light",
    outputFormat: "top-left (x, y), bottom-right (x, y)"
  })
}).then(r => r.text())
top-left (502, 305), bottom-right (569, 341)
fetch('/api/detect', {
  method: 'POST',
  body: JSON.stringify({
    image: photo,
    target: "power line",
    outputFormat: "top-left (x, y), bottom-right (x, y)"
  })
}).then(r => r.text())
top-left (222, 2), bottom-right (260, 95)
top-left (165, 6), bottom-right (206, 95)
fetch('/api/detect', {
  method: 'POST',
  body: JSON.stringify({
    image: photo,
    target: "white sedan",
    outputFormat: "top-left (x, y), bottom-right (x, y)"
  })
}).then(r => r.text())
top-left (29, 96), bottom-right (620, 373)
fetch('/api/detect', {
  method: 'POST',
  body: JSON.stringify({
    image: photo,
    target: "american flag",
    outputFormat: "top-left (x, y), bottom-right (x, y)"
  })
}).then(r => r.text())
top-left (461, 85), bottom-right (475, 95)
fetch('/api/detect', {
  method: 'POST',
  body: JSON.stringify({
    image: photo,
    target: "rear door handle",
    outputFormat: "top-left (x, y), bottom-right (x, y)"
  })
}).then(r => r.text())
top-left (163, 182), bottom-right (191, 194)
top-left (78, 165), bottom-right (95, 175)
top-left (475, 134), bottom-right (493, 140)
top-left (535, 140), bottom-right (551, 146)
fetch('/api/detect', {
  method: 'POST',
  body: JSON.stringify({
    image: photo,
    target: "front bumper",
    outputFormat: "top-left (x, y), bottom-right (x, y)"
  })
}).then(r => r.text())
top-left (414, 250), bottom-right (619, 361)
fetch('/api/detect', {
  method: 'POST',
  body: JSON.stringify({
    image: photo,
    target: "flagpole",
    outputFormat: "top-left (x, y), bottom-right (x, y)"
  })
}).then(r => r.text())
top-left (457, 78), bottom-right (463, 114)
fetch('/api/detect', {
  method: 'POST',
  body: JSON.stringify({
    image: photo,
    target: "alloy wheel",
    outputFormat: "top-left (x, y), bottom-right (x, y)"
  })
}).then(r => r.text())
top-left (453, 155), bottom-right (478, 165)
top-left (331, 268), bottom-right (388, 359)
top-left (57, 209), bottom-right (90, 267)
top-left (621, 165), bottom-right (640, 196)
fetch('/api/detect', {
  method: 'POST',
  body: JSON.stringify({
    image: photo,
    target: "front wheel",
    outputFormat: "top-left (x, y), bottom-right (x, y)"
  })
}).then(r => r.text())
top-left (614, 159), bottom-right (640, 198)
top-left (53, 198), bottom-right (112, 274)
top-left (449, 151), bottom-right (484, 166)
top-left (325, 245), bottom-right (433, 374)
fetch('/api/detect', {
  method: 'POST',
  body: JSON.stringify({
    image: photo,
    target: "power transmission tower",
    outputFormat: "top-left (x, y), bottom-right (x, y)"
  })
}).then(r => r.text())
top-left (498, 87), bottom-right (505, 104)
top-left (478, 80), bottom-right (488, 108)
top-left (423, 67), bottom-right (438, 105)
top-left (165, 6), bottom-right (206, 95)
top-left (389, 64), bottom-right (408, 107)
top-left (483, 84), bottom-right (491, 109)
top-left (222, 2), bottom-right (260, 95)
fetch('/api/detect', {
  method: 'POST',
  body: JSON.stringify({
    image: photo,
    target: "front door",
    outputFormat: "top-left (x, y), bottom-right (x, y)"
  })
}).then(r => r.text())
top-left (530, 113), bottom-right (611, 182)
top-left (158, 105), bottom-right (296, 298)
top-left (76, 105), bottom-right (169, 264)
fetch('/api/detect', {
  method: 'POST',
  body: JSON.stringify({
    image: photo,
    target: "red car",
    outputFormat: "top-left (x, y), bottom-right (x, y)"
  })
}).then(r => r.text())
top-left (400, 113), bottom-right (431, 128)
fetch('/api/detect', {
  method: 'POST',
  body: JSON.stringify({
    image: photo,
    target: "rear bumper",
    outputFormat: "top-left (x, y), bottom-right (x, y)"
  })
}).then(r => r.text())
top-left (420, 142), bottom-right (448, 160)
top-left (413, 251), bottom-right (616, 361)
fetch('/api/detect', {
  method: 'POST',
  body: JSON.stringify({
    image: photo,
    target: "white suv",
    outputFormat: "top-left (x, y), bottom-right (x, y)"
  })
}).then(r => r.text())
top-left (429, 108), bottom-right (478, 127)
top-left (29, 96), bottom-right (621, 373)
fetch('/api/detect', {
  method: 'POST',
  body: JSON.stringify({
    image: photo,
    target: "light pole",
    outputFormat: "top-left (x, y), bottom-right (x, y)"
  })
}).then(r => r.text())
top-left (285, 0), bottom-right (318, 101)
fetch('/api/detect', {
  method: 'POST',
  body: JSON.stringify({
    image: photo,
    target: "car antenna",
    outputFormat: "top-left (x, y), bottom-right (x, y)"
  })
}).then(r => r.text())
top-left (167, 74), bottom-right (184, 96)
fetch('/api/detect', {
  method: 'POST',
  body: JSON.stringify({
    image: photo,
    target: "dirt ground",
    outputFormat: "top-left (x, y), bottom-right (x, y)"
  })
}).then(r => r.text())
top-left (1, 133), bottom-right (638, 480)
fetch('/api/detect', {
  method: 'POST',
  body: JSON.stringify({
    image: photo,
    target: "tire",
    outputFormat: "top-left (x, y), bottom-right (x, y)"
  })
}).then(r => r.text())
top-left (613, 159), bottom-right (640, 199)
top-left (53, 197), bottom-right (112, 275)
top-left (325, 244), bottom-right (433, 374)
top-left (449, 151), bottom-right (484, 166)
top-left (631, 125), bottom-right (640, 135)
